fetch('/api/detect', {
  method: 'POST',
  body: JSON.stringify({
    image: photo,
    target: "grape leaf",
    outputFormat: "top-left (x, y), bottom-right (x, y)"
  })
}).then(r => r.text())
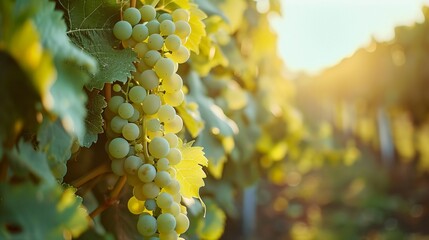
top-left (6, 140), bottom-right (55, 184)
top-left (185, 4), bottom-right (207, 54)
top-left (176, 140), bottom-right (208, 199)
top-left (196, 198), bottom-right (226, 240)
top-left (58, 0), bottom-right (137, 90)
top-left (82, 91), bottom-right (107, 148)
top-left (0, 183), bottom-right (89, 239)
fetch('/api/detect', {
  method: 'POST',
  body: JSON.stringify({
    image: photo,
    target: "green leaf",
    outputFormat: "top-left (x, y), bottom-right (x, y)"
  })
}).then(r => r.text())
top-left (58, 0), bottom-right (137, 90)
top-left (82, 91), bottom-right (107, 147)
top-left (6, 140), bottom-right (55, 184)
top-left (0, 183), bottom-right (89, 239)
top-left (37, 119), bottom-right (73, 165)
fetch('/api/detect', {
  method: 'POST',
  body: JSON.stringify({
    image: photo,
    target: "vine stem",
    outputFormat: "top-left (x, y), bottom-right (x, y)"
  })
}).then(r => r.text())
top-left (89, 175), bottom-right (127, 218)
top-left (71, 162), bottom-right (111, 188)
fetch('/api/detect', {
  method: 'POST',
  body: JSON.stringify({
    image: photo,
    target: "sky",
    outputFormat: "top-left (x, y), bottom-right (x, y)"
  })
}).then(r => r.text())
top-left (270, 0), bottom-right (429, 74)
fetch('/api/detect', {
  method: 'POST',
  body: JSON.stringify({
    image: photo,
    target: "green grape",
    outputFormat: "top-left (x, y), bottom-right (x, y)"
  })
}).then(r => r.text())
top-left (165, 34), bottom-right (182, 52)
top-left (110, 116), bottom-right (127, 133)
top-left (138, 163), bottom-right (156, 183)
top-left (124, 7), bottom-right (141, 26)
top-left (156, 158), bottom-right (170, 171)
top-left (147, 34), bottom-right (164, 50)
top-left (137, 214), bottom-right (157, 236)
top-left (134, 42), bottom-right (149, 58)
top-left (139, 5), bottom-right (156, 22)
top-left (175, 213), bottom-right (189, 234)
top-left (146, 19), bottom-right (160, 35)
top-left (157, 213), bottom-right (176, 234)
top-left (149, 136), bottom-right (170, 158)
top-left (111, 158), bottom-right (125, 176)
top-left (166, 148), bottom-right (182, 165)
top-left (172, 9), bottom-right (190, 22)
top-left (108, 95), bottom-right (125, 113)
top-left (136, 69), bottom-right (159, 90)
top-left (163, 90), bottom-right (184, 107)
top-left (164, 133), bottom-right (178, 148)
top-left (122, 122), bottom-right (140, 141)
top-left (158, 105), bottom-right (176, 123)
top-left (167, 167), bottom-right (177, 178)
top-left (109, 137), bottom-right (129, 159)
top-left (122, 37), bottom-right (137, 48)
top-left (137, 59), bottom-right (151, 72)
top-left (154, 170), bottom-right (172, 188)
top-left (129, 86), bottom-right (147, 104)
top-left (160, 20), bottom-right (176, 36)
top-left (113, 20), bottom-right (132, 40)
top-left (132, 24), bottom-right (149, 42)
top-left (129, 106), bottom-right (141, 122)
top-left (163, 73), bottom-right (183, 93)
top-left (164, 179), bottom-right (180, 194)
top-left (134, 185), bottom-right (146, 200)
top-left (147, 118), bottom-right (161, 132)
top-left (142, 182), bottom-right (161, 199)
top-left (144, 199), bottom-right (157, 211)
top-left (154, 57), bottom-right (175, 79)
top-left (128, 196), bottom-right (145, 215)
top-left (144, 50), bottom-right (162, 67)
top-left (169, 45), bottom-right (190, 63)
top-left (164, 115), bottom-right (183, 134)
top-left (159, 231), bottom-right (178, 240)
top-left (174, 20), bottom-right (191, 39)
top-left (163, 202), bottom-right (180, 216)
top-left (156, 192), bottom-right (173, 209)
top-left (127, 174), bottom-right (142, 186)
top-left (113, 84), bottom-right (122, 92)
top-left (142, 94), bottom-right (161, 115)
top-left (158, 13), bottom-right (173, 22)
top-left (124, 155), bottom-right (143, 175)
top-left (118, 102), bottom-right (135, 119)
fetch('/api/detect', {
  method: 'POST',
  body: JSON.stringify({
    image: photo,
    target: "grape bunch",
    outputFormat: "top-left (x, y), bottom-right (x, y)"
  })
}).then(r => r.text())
top-left (106, 4), bottom-right (193, 240)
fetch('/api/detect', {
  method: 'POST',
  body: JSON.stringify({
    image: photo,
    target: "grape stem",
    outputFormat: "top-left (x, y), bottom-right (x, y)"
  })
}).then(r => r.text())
top-left (130, 0), bottom-right (136, 8)
top-left (71, 162), bottom-right (111, 188)
top-left (151, 0), bottom-right (160, 7)
top-left (89, 175), bottom-right (127, 218)
top-left (142, 116), bottom-right (151, 161)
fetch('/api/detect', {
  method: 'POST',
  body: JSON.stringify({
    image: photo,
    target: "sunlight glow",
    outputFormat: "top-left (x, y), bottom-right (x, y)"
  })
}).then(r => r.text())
top-left (271, 0), bottom-right (429, 74)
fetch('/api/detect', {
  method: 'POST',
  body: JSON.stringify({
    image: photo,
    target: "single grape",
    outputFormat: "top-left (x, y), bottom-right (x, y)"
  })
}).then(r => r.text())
top-left (136, 69), bottom-right (159, 90)
top-left (164, 179), bottom-right (180, 194)
top-left (172, 9), bottom-right (190, 22)
top-left (132, 24), bottom-right (149, 42)
top-left (163, 202), bottom-right (180, 216)
top-left (147, 34), bottom-right (164, 50)
top-left (122, 122), bottom-right (140, 141)
top-left (169, 45), bottom-right (190, 63)
top-left (175, 213), bottom-right (190, 234)
top-left (128, 106), bottom-right (141, 122)
top-left (124, 155), bottom-right (143, 175)
top-left (167, 167), bottom-right (177, 178)
top-left (157, 213), bottom-right (176, 234)
top-left (154, 57), bottom-right (175, 79)
top-left (122, 37), bottom-right (137, 48)
top-left (137, 59), bottom-right (150, 72)
top-left (134, 42), bottom-right (149, 58)
top-left (164, 115), bottom-right (183, 134)
top-left (124, 7), bottom-right (141, 26)
top-left (156, 158), bottom-right (170, 171)
top-left (154, 170), bottom-right (172, 188)
top-left (164, 133), bottom-right (178, 148)
top-left (138, 163), bottom-right (156, 183)
top-left (166, 148), bottom-right (182, 165)
top-left (113, 84), bottom-right (122, 92)
top-left (118, 102), bottom-right (135, 119)
top-left (109, 138), bottom-right (129, 159)
top-left (139, 5), bottom-right (156, 22)
top-left (163, 90), bottom-right (184, 107)
top-left (129, 86), bottom-right (147, 103)
top-left (128, 196), bottom-right (145, 215)
top-left (144, 50), bottom-right (162, 67)
top-left (137, 214), bottom-right (157, 236)
top-left (165, 34), bottom-right (182, 52)
top-left (149, 136), bottom-right (170, 158)
top-left (108, 95), bottom-right (125, 113)
top-left (110, 115), bottom-right (128, 133)
top-left (158, 105), bottom-right (176, 122)
top-left (147, 118), bottom-right (161, 132)
top-left (127, 174), bottom-right (142, 186)
top-left (142, 94), bottom-right (161, 115)
top-left (113, 20), bottom-right (132, 40)
top-left (111, 158), bottom-right (125, 176)
top-left (174, 20), bottom-right (191, 39)
top-left (159, 231), bottom-right (178, 240)
top-left (142, 182), bottom-right (160, 199)
top-left (160, 20), bottom-right (175, 36)
top-left (133, 185), bottom-right (146, 200)
top-left (162, 74), bottom-right (183, 93)
top-left (146, 19), bottom-right (160, 35)
top-left (158, 13), bottom-right (173, 22)
top-left (156, 192), bottom-right (174, 209)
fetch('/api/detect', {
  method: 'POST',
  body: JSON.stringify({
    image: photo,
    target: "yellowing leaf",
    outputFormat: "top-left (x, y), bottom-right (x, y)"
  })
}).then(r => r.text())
top-left (176, 140), bottom-right (208, 199)
top-left (185, 4), bottom-right (207, 54)
top-left (177, 101), bottom-right (204, 138)
top-left (197, 198), bottom-right (226, 240)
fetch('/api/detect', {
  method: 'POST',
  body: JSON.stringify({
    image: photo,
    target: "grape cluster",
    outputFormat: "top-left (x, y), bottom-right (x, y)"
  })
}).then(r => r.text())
top-left (106, 4), bottom-right (192, 240)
